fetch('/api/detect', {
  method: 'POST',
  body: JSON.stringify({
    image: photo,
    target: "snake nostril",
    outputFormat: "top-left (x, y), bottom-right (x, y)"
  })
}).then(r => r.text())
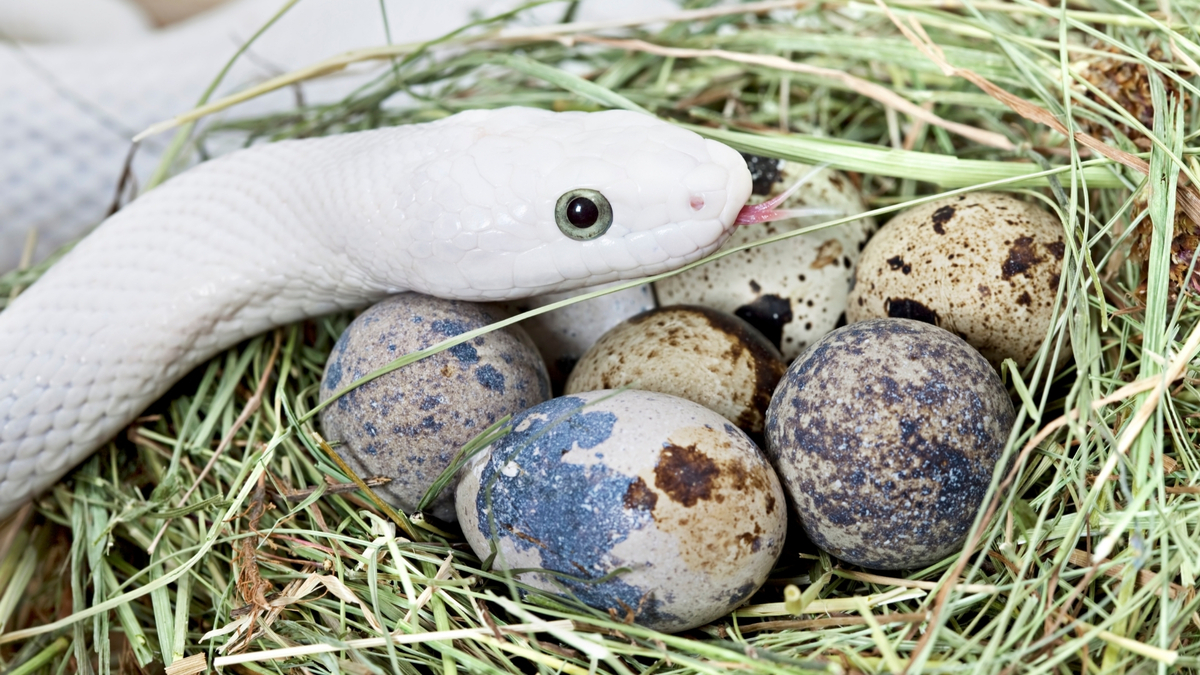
top-left (689, 195), bottom-right (705, 211)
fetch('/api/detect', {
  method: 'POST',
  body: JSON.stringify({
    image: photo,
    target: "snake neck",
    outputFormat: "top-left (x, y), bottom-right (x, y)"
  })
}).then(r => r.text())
top-left (0, 138), bottom-right (412, 515)
top-left (1, 139), bottom-right (399, 430)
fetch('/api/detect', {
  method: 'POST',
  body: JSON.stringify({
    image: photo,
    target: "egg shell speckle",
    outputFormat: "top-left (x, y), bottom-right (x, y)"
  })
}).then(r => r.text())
top-left (320, 293), bottom-right (550, 522)
top-left (765, 319), bottom-right (1015, 570)
top-left (655, 160), bottom-right (875, 359)
top-left (847, 192), bottom-right (1065, 368)
top-left (456, 390), bottom-right (788, 632)
top-left (564, 305), bottom-right (785, 434)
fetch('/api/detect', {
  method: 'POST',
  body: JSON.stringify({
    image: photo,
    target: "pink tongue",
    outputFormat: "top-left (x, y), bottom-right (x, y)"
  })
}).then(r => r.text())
top-left (735, 198), bottom-right (841, 225)
top-left (737, 200), bottom-right (796, 225)
top-left (733, 164), bottom-right (841, 225)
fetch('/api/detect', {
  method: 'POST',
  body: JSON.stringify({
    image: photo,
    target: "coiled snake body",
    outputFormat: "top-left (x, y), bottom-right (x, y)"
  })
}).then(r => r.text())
top-left (0, 0), bottom-right (678, 271)
top-left (0, 106), bottom-right (752, 517)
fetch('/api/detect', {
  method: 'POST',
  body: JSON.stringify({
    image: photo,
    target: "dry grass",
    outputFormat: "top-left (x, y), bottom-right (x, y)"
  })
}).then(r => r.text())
top-left (2, 0), bottom-right (1199, 672)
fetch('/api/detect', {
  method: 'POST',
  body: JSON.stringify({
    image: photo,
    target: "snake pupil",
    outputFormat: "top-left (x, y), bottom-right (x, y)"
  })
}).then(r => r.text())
top-left (566, 197), bottom-right (599, 228)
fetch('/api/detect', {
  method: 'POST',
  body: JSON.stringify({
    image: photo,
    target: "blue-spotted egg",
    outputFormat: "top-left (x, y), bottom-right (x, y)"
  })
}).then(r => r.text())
top-left (455, 390), bottom-right (787, 632)
top-left (319, 293), bottom-right (550, 523)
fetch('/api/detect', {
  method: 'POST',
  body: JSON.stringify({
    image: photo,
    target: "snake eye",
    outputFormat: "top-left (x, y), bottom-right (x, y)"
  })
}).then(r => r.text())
top-left (555, 189), bottom-right (613, 240)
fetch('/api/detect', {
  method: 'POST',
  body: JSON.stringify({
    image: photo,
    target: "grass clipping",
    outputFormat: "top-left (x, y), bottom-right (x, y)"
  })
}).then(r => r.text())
top-left (2, 0), bottom-right (1200, 672)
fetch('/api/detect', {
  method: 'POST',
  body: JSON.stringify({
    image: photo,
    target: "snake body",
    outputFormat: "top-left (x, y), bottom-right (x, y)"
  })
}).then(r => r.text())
top-left (0, 0), bottom-right (679, 271)
top-left (0, 106), bottom-right (752, 517)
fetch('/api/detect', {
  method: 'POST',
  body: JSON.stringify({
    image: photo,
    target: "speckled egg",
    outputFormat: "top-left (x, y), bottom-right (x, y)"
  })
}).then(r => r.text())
top-left (847, 192), bottom-right (1065, 368)
top-left (456, 390), bottom-right (787, 632)
top-left (496, 282), bottom-right (656, 392)
top-left (564, 306), bottom-right (785, 435)
top-left (765, 319), bottom-right (1015, 570)
top-left (319, 293), bottom-right (550, 523)
top-left (655, 158), bottom-right (875, 359)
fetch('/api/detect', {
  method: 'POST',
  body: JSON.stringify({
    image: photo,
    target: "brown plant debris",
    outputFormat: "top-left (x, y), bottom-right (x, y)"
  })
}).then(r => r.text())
top-left (1075, 42), bottom-right (1190, 151)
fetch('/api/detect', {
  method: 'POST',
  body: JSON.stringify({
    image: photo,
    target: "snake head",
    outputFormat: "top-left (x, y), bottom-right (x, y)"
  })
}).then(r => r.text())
top-left (394, 108), bottom-right (752, 300)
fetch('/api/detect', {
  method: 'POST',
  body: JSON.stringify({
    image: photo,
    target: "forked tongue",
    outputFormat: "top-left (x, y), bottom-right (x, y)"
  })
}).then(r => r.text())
top-left (735, 163), bottom-right (843, 225)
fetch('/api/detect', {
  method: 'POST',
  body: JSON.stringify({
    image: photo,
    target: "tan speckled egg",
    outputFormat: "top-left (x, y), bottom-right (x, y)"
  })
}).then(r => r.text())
top-left (565, 306), bottom-right (785, 434)
top-left (655, 159), bottom-right (875, 360)
top-left (456, 390), bottom-right (788, 632)
top-left (847, 192), bottom-right (1065, 368)
top-left (765, 319), bottom-right (1015, 570)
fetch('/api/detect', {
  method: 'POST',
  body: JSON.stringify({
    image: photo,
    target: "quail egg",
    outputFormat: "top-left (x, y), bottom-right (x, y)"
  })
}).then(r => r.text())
top-left (765, 318), bottom-right (1015, 570)
top-left (847, 192), bottom-right (1065, 368)
top-left (457, 390), bottom-right (787, 632)
top-left (655, 159), bottom-right (875, 359)
top-left (320, 293), bottom-right (550, 522)
top-left (565, 305), bottom-right (785, 435)
top-left (497, 282), bottom-right (656, 392)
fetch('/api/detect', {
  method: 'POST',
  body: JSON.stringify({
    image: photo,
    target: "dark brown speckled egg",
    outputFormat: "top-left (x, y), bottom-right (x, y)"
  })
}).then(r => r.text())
top-left (764, 318), bottom-right (1015, 570)
top-left (655, 160), bottom-right (875, 360)
top-left (319, 293), bottom-right (550, 523)
top-left (847, 192), bottom-right (1064, 369)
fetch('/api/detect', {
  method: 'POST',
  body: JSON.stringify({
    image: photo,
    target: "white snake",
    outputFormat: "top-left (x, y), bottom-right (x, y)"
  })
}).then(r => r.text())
top-left (0, 0), bottom-right (679, 271)
top-left (0, 105), bottom-right (753, 518)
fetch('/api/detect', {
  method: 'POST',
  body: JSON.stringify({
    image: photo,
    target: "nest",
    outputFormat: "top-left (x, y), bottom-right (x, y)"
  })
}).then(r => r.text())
top-left (1, 1), bottom-right (1199, 673)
